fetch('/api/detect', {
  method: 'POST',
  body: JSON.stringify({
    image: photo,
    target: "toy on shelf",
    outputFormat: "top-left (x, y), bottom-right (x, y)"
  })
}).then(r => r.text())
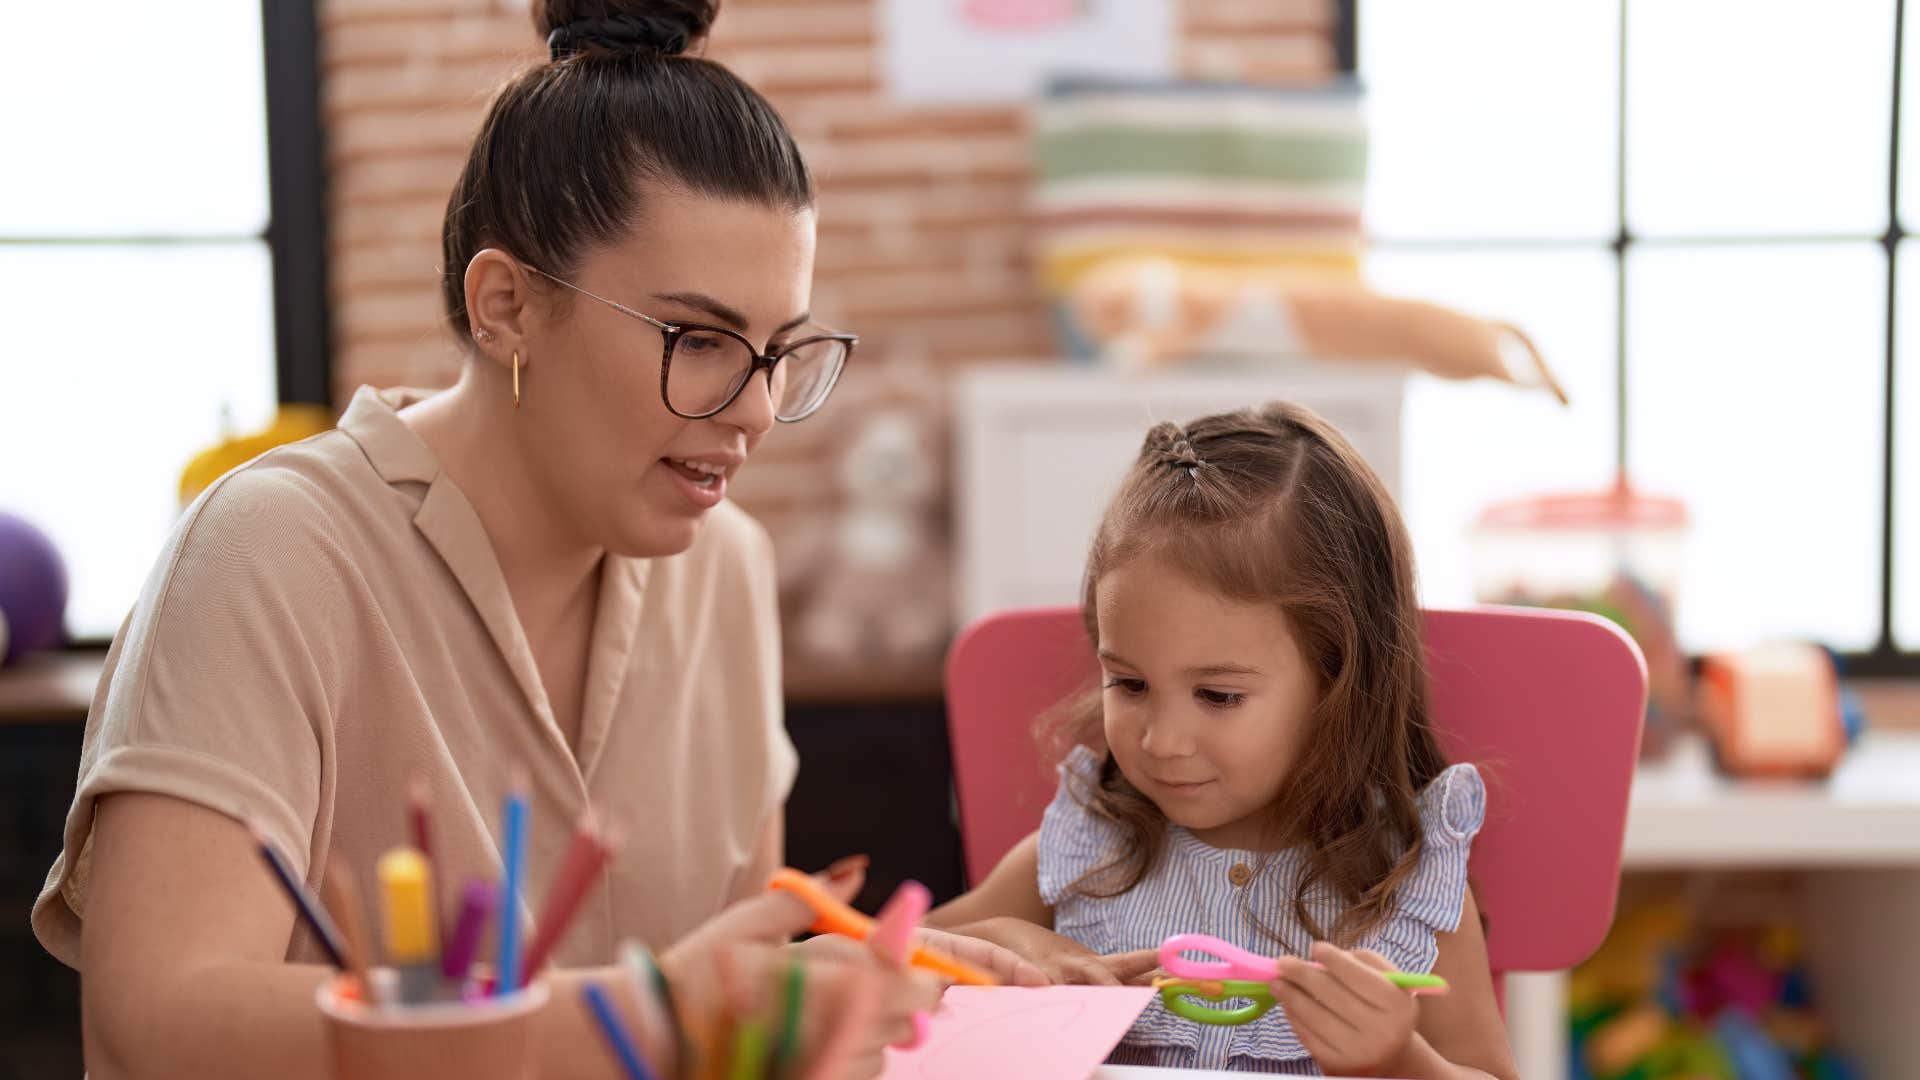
top-left (1569, 895), bottom-right (1862, 1080)
top-left (179, 402), bottom-right (333, 508)
top-left (1031, 75), bottom-right (1567, 402)
top-left (1065, 256), bottom-right (1569, 401)
top-left (1473, 480), bottom-right (1690, 758)
top-left (1697, 644), bottom-right (1852, 780)
top-left (0, 510), bottom-right (68, 665)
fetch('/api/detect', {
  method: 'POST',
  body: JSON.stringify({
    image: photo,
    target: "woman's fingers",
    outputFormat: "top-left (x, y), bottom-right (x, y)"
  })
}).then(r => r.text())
top-left (915, 927), bottom-right (1050, 987)
top-left (819, 854), bottom-right (870, 903)
top-left (804, 964), bottom-right (881, 1080)
top-left (670, 857), bottom-right (870, 955)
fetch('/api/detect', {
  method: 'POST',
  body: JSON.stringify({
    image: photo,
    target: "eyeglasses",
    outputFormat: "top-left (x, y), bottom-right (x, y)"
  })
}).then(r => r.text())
top-left (524, 265), bottom-right (856, 422)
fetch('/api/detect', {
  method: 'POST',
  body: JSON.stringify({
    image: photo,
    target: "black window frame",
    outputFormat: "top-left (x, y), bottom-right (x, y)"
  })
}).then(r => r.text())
top-left (1347, 0), bottom-right (1917, 676)
top-left (262, 0), bottom-right (333, 408)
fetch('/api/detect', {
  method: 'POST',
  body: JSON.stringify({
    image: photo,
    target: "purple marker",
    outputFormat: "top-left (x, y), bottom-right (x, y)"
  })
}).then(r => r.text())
top-left (442, 879), bottom-right (496, 984)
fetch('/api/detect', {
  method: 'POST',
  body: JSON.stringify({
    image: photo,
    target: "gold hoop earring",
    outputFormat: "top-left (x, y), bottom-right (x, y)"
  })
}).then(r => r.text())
top-left (512, 350), bottom-right (521, 409)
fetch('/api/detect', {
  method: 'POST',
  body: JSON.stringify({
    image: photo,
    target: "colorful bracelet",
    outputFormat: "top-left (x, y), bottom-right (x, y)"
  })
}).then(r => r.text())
top-left (771, 956), bottom-right (807, 1076)
top-left (621, 942), bottom-right (691, 1079)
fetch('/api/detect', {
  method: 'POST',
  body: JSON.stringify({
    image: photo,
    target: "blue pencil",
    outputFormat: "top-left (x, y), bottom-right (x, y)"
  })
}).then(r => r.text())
top-left (496, 786), bottom-right (529, 994)
top-left (583, 982), bottom-right (657, 1080)
top-left (248, 821), bottom-right (347, 970)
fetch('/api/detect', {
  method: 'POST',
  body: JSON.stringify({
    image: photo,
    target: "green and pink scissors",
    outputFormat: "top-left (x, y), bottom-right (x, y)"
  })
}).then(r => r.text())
top-left (1154, 933), bottom-right (1448, 1026)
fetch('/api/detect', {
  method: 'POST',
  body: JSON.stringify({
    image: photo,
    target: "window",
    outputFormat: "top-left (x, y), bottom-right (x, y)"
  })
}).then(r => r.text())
top-left (1360, 0), bottom-right (1912, 666)
top-left (0, 1), bottom-right (328, 642)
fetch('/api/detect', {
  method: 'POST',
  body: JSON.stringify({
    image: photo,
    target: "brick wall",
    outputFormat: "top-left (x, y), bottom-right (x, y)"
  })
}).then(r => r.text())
top-left (320, 0), bottom-right (1338, 697)
top-left (323, 0), bottom-right (1336, 395)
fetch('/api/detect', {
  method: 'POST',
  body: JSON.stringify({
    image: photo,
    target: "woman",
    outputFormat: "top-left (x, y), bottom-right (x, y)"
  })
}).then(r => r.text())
top-left (33, 4), bottom-right (1031, 1076)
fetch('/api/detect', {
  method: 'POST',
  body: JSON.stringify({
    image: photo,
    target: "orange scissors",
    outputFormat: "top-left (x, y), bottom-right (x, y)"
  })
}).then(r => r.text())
top-left (767, 868), bottom-right (998, 986)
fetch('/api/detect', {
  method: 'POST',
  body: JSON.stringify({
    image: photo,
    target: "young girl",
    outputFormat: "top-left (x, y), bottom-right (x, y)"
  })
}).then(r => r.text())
top-left (930, 402), bottom-right (1517, 1078)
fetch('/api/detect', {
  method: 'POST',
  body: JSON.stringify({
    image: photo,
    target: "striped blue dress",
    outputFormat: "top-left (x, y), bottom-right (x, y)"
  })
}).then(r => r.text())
top-left (1037, 746), bottom-right (1486, 1074)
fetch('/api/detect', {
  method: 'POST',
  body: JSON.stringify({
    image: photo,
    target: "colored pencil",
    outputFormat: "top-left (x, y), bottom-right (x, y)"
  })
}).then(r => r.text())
top-left (495, 784), bottom-right (529, 994)
top-left (248, 821), bottom-right (346, 970)
top-left (521, 810), bottom-right (615, 982)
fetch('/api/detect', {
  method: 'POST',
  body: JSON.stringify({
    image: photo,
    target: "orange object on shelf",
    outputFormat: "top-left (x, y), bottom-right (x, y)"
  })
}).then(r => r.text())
top-left (1697, 644), bottom-right (1847, 778)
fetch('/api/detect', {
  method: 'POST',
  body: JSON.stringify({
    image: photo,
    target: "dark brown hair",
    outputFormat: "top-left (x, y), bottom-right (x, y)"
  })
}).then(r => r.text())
top-left (1050, 401), bottom-right (1449, 945)
top-left (440, 1), bottom-right (814, 336)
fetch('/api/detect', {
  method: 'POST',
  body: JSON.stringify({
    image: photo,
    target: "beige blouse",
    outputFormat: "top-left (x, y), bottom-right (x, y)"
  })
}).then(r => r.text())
top-left (34, 386), bottom-right (796, 969)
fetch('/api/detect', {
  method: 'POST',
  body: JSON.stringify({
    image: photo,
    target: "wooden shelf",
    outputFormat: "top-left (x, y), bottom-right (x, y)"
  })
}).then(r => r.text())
top-left (0, 650), bottom-right (103, 724)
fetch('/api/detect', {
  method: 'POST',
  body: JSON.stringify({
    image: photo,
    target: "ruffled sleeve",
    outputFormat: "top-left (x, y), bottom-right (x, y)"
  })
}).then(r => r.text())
top-left (1358, 762), bottom-right (1487, 973)
top-left (1035, 745), bottom-right (1128, 907)
top-left (1403, 762), bottom-right (1485, 933)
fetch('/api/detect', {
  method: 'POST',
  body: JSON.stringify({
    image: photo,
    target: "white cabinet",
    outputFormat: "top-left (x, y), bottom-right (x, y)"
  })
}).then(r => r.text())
top-left (953, 365), bottom-right (1406, 625)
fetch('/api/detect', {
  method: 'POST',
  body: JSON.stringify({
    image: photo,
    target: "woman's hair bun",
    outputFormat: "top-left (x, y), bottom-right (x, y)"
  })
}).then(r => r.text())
top-left (536, 1), bottom-right (719, 59)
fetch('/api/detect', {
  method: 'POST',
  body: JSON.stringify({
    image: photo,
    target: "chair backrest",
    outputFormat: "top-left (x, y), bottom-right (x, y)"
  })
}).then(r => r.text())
top-left (944, 605), bottom-right (1646, 975)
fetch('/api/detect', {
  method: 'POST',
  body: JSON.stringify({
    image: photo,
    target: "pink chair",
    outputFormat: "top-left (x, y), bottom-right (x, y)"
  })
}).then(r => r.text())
top-left (944, 605), bottom-right (1646, 982)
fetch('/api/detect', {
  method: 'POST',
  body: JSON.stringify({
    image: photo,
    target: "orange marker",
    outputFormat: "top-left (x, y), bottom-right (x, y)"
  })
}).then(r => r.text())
top-left (766, 868), bottom-right (997, 986)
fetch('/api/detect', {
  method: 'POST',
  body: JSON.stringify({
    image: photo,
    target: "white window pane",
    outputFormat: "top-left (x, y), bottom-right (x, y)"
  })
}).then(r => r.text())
top-left (0, 246), bottom-right (278, 640)
top-left (1628, 245), bottom-right (1884, 651)
top-left (1361, 1), bottom-right (1619, 240)
top-left (1895, 243), bottom-right (1920, 646)
top-left (1365, 248), bottom-right (1619, 608)
top-left (1628, 1), bottom-right (1893, 237)
top-left (0, 1), bottom-right (268, 237)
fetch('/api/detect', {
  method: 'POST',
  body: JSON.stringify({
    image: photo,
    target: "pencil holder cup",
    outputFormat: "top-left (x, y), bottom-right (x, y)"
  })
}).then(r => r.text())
top-left (316, 972), bottom-right (549, 1080)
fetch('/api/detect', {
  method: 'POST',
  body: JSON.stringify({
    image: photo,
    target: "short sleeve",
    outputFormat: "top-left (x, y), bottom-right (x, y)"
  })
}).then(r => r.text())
top-left (1401, 762), bottom-right (1487, 934)
top-left (32, 465), bottom-right (344, 967)
top-left (1036, 745), bottom-right (1126, 907)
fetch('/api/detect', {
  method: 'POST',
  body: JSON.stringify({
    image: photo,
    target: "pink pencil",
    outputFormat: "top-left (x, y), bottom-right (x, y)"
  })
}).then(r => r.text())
top-left (520, 811), bottom-right (615, 981)
top-left (407, 775), bottom-right (443, 942)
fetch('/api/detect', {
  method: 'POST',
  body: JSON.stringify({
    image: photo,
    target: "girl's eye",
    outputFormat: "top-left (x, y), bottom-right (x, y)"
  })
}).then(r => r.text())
top-left (1196, 688), bottom-right (1245, 709)
top-left (1103, 677), bottom-right (1147, 696)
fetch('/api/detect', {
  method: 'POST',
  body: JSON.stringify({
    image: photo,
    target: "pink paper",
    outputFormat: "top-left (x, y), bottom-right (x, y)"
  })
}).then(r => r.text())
top-left (878, 985), bottom-right (1155, 1080)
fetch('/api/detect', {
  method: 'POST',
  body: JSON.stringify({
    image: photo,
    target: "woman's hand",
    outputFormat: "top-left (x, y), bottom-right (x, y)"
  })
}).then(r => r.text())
top-left (912, 927), bottom-right (1051, 987)
top-left (657, 860), bottom-right (941, 1080)
top-left (1271, 943), bottom-right (1421, 1078)
top-left (950, 916), bottom-right (1157, 986)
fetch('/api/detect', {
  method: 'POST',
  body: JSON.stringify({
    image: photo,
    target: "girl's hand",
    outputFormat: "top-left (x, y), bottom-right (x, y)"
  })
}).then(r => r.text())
top-left (1271, 943), bottom-right (1420, 1078)
top-left (956, 917), bottom-right (1157, 986)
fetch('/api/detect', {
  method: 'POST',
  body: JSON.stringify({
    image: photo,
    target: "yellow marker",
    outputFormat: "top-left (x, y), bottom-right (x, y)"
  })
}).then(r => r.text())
top-left (377, 847), bottom-right (439, 1004)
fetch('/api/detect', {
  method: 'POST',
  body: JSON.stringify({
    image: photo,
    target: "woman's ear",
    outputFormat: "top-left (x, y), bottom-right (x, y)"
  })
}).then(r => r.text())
top-left (464, 248), bottom-right (535, 373)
